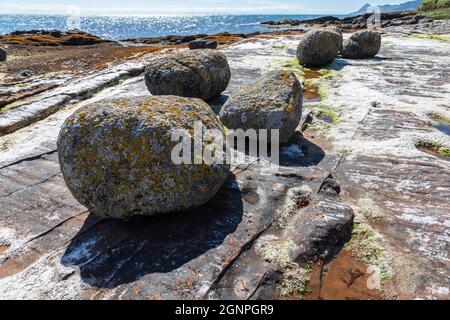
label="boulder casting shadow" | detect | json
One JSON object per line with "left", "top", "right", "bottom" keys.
{"left": 61, "top": 174, "right": 243, "bottom": 289}
{"left": 279, "top": 133, "right": 326, "bottom": 167}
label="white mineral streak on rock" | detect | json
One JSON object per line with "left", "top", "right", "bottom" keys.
{"left": 223, "top": 38, "right": 300, "bottom": 81}
{"left": 319, "top": 31, "right": 450, "bottom": 299}
{"left": 325, "top": 35, "right": 450, "bottom": 157}
{"left": 426, "top": 286, "right": 450, "bottom": 300}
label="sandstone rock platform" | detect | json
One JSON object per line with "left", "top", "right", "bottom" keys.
{"left": 0, "top": 26, "right": 449, "bottom": 299}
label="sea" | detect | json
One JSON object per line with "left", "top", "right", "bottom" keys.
{"left": 0, "top": 14, "right": 332, "bottom": 40}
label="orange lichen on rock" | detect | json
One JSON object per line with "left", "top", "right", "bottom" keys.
{"left": 0, "top": 30, "right": 107, "bottom": 46}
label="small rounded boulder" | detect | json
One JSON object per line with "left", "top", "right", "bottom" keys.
{"left": 219, "top": 70, "right": 303, "bottom": 144}
{"left": 57, "top": 96, "right": 230, "bottom": 219}
{"left": 341, "top": 30, "right": 381, "bottom": 59}
{"left": 188, "top": 40, "right": 218, "bottom": 50}
{"left": 144, "top": 49, "right": 231, "bottom": 101}
{"left": 296, "top": 29, "right": 341, "bottom": 67}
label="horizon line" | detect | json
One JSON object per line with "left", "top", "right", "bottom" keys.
{"left": 0, "top": 12, "right": 347, "bottom": 16}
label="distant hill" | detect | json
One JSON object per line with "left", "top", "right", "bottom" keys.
{"left": 346, "top": 0, "right": 422, "bottom": 17}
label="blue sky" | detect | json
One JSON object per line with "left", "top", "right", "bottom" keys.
{"left": 0, "top": 0, "right": 413, "bottom": 15}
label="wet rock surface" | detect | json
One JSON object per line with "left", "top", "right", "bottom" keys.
{"left": 0, "top": 25, "right": 449, "bottom": 299}
{"left": 57, "top": 96, "right": 230, "bottom": 219}
{"left": 219, "top": 70, "right": 302, "bottom": 144}
{"left": 144, "top": 49, "right": 231, "bottom": 100}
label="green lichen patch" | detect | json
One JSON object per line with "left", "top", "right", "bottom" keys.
{"left": 305, "top": 103, "right": 341, "bottom": 134}
{"left": 318, "top": 68, "right": 339, "bottom": 79}
{"left": 416, "top": 139, "right": 450, "bottom": 159}
{"left": 280, "top": 59, "right": 339, "bottom": 102}
{"left": 406, "top": 34, "right": 450, "bottom": 43}
{"left": 303, "top": 78, "right": 333, "bottom": 100}
{"left": 277, "top": 262, "right": 313, "bottom": 298}
{"left": 346, "top": 210, "right": 394, "bottom": 282}
{"left": 272, "top": 44, "right": 289, "bottom": 51}
{"left": 356, "top": 198, "right": 386, "bottom": 222}
{"left": 315, "top": 108, "right": 340, "bottom": 124}
{"left": 428, "top": 112, "right": 450, "bottom": 124}
{"left": 255, "top": 235, "right": 297, "bottom": 265}
{"left": 281, "top": 58, "right": 302, "bottom": 70}
{"left": 281, "top": 59, "right": 338, "bottom": 79}
{"left": 255, "top": 234, "right": 313, "bottom": 299}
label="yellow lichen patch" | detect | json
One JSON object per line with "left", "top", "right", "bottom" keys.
{"left": 284, "top": 103, "right": 297, "bottom": 113}
{"left": 279, "top": 70, "right": 294, "bottom": 85}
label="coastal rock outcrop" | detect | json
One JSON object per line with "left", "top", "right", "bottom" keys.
{"left": 219, "top": 70, "right": 302, "bottom": 144}
{"left": 341, "top": 30, "right": 381, "bottom": 59}
{"left": 144, "top": 49, "right": 231, "bottom": 100}
{"left": 261, "top": 11, "right": 432, "bottom": 31}
{"left": 0, "top": 30, "right": 108, "bottom": 46}
{"left": 188, "top": 39, "right": 218, "bottom": 50}
{"left": 0, "top": 48, "right": 6, "bottom": 61}
{"left": 57, "top": 95, "right": 230, "bottom": 219}
{"left": 296, "top": 29, "right": 340, "bottom": 67}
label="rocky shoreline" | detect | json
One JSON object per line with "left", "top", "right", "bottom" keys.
{"left": 0, "top": 21, "right": 449, "bottom": 300}
{"left": 261, "top": 10, "right": 442, "bottom": 31}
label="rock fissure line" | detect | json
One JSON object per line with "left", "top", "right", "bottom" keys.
{"left": 0, "top": 172, "right": 61, "bottom": 199}
{"left": 0, "top": 149, "right": 57, "bottom": 170}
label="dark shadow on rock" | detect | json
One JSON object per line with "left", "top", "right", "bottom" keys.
{"left": 279, "top": 132, "right": 325, "bottom": 167}
{"left": 328, "top": 58, "right": 351, "bottom": 71}
{"left": 61, "top": 174, "right": 243, "bottom": 289}
{"left": 207, "top": 94, "right": 229, "bottom": 114}
{"left": 369, "top": 56, "right": 392, "bottom": 62}
{"left": 221, "top": 130, "right": 325, "bottom": 168}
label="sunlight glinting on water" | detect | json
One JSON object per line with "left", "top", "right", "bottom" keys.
{"left": 0, "top": 14, "right": 323, "bottom": 39}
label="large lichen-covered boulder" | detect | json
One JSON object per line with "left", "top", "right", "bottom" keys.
{"left": 341, "top": 30, "right": 381, "bottom": 59}
{"left": 144, "top": 49, "right": 231, "bottom": 101}
{"left": 0, "top": 48, "right": 6, "bottom": 62}
{"left": 57, "top": 96, "right": 230, "bottom": 219}
{"left": 219, "top": 70, "right": 302, "bottom": 144}
{"left": 296, "top": 29, "right": 340, "bottom": 67}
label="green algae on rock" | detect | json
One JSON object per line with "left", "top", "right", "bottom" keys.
{"left": 144, "top": 49, "right": 231, "bottom": 101}
{"left": 57, "top": 95, "right": 230, "bottom": 219}
{"left": 406, "top": 33, "right": 450, "bottom": 43}
{"left": 218, "top": 70, "right": 302, "bottom": 144}
{"left": 416, "top": 139, "right": 450, "bottom": 160}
